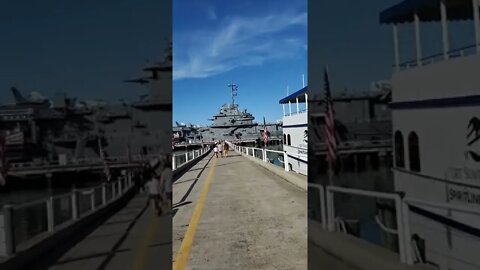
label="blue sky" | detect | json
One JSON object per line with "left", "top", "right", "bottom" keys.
{"left": 309, "top": 0, "right": 475, "bottom": 100}
{"left": 0, "top": 0, "right": 171, "bottom": 104}
{"left": 173, "top": 0, "right": 307, "bottom": 126}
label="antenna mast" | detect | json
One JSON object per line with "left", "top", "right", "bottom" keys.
{"left": 227, "top": 84, "right": 238, "bottom": 107}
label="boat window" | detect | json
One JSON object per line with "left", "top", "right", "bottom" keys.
{"left": 394, "top": 131, "right": 404, "bottom": 168}
{"left": 287, "top": 134, "right": 291, "bottom": 146}
{"left": 408, "top": 132, "right": 420, "bottom": 172}
{"left": 283, "top": 134, "right": 286, "bottom": 144}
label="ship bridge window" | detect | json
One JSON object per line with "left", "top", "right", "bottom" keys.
{"left": 287, "top": 134, "right": 291, "bottom": 146}
{"left": 394, "top": 130, "right": 405, "bottom": 168}
{"left": 408, "top": 132, "right": 420, "bottom": 172}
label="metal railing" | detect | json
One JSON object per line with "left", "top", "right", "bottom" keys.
{"left": 229, "top": 142, "right": 290, "bottom": 172}
{"left": 309, "top": 182, "right": 480, "bottom": 266}
{"left": 172, "top": 147, "right": 210, "bottom": 170}
{"left": 397, "top": 44, "right": 479, "bottom": 71}
{"left": 0, "top": 175, "right": 134, "bottom": 257}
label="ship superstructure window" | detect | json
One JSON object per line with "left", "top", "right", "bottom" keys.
{"left": 394, "top": 130, "right": 404, "bottom": 168}
{"left": 287, "top": 134, "right": 291, "bottom": 146}
{"left": 283, "top": 134, "right": 286, "bottom": 145}
{"left": 408, "top": 132, "right": 420, "bottom": 172}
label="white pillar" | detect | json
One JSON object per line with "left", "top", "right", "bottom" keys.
{"left": 474, "top": 0, "right": 480, "bottom": 53}
{"left": 296, "top": 97, "right": 299, "bottom": 113}
{"left": 305, "top": 93, "right": 308, "bottom": 110}
{"left": 393, "top": 24, "right": 400, "bottom": 70}
{"left": 414, "top": 12, "right": 422, "bottom": 66}
{"left": 441, "top": 0, "right": 449, "bottom": 59}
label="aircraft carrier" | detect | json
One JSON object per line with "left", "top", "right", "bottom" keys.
{"left": 0, "top": 41, "right": 172, "bottom": 189}
{"left": 173, "top": 85, "right": 283, "bottom": 149}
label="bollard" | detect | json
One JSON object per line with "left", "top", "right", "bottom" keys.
{"left": 47, "top": 197, "right": 55, "bottom": 232}
{"left": 2, "top": 205, "right": 15, "bottom": 256}
{"left": 72, "top": 190, "right": 79, "bottom": 220}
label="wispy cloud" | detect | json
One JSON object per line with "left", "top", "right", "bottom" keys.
{"left": 174, "top": 11, "right": 307, "bottom": 80}
{"left": 207, "top": 6, "right": 217, "bottom": 21}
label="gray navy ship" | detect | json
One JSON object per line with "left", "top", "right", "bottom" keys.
{"left": 0, "top": 40, "right": 172, "bottom": 187}
{"left": 174, "top": 85, "right": 282, "bottom": 148}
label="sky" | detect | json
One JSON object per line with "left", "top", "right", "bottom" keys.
{"left": 173, "top": 0, "right": 307, "bottom": 126}
{"left": 309, "top": 0, "right": 475, "bottom": 100}
{"left": 0, "top": 0, "right": 171, "bottom": 104}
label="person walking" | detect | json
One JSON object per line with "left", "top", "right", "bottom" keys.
{"left": 160, "top": 158, "right": 172, "bottom": 213}
{"left": 223, "top": 141, "right": 229, "bottom": 157}
{"left": 145, "top": 171, "right": 162, "bottom": 215}
{"left": 218, "top": 141, "right": 224, "bottom": 158}
{"left": 213, "top": 144, "right": 219, "bottom": 158}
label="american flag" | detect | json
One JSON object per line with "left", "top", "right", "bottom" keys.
{"left": 97, "top": 138, "right": 111, "bottom": 181}
{"left": 263, "top": 117, "right": 268, "bottom": 145}
{"left": 323, "top": 66, "right": 337, "bottom": 171}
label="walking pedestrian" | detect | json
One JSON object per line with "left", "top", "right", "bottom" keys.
{"left": 218, "top": 142, "right": 224, "bottom": 158}
{"left": 223, "top": 141, "right": 229, "bottom": 157}
{"left": 145, "top": 171, "right": 162, "bottom": 215}
{"left": 213, "top": 144, "right": 219, "bottom": 158}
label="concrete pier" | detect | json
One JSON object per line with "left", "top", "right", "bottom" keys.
{"left": 173, "top": 152, "right": 307, "bottom": 269}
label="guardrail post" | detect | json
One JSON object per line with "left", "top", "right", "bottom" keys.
{"left": 90, "top": 190, "right": 96, "bottom": 211}
{"left": 2, "top": 205, "right": 15, "bottom": 256}
{"left": 72, "top": 189, "right": 79, "bottom": 220}
{"left": 283, "top": 152, "right": 290, "bottom": 172}
{"left": 172, "top": 155, "right": 177, "bottom": 170}
{"left": 326, "top": 188, "right": 335, "bottom": 232}
{"left": 402, "top": 201, "right": 413, "bottom": 265}
{"left": 47, "top": 197, "right": 54, "bottom": 232}
{"left": 263, "top": 149, "right": 267, "bottom": 162}
{"left": 185, "top": 152, "right": 189, "bottom": 163}
{"left": 112, "top": 183, "right": 117, "bottom": 199}
{"left": 102, "top": 183, "right": 107, "bottom": 206}
{"left": 118, "top": 180, "right": 122, "bottom": 195}
{"left": 395, "top": 196, "right": 407, "bottom": 264}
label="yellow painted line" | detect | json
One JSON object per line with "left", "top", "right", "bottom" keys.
{"left": 131, "top": 204, "right": 160, "bottom": 270}
{"left": 173, "top": 158, "right": 217, "bottom": 270}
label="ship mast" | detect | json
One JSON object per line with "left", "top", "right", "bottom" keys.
{"left": 227, "top": 84, "right": 238, "bottom": 108}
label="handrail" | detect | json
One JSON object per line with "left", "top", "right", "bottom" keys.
{"left": 1, "top": 174, "right": 134, "bottom": 256}
{"left": 397, "top": 44, "right": 479, "bottom": 70}
{"left": 228, "top": 141, "right": 291, "bottom": 172}
{"left": 172, "top": 146, "right": 210, "bottom": 170}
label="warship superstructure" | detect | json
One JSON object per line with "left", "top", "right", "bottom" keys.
{"left": 198, "top": 85, "right": 282, "bottom": 146}
{"left": 0, "top": 41, "right": 172, "bottom": 185}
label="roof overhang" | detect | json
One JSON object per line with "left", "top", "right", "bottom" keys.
{"left": 279, "top": 86, "right": 308, "bottom": 104}
{"left": 380, "top": 0, "right": 474, "bottom": 24}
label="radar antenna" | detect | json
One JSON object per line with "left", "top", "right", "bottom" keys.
{"left": 227, "top": 84, "right": 238, "bottom": 106}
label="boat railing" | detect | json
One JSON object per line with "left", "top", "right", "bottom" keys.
{"left": 229, "top": 142, "right": 291, "bottom": 172}
{"left": 308, "top": 183, "right": 480, "bottom": 266}
{"left": 396, "top": 44, "right": 479, "bottom": 71}
{"left": 172, "top": 146, "right": 210, "bottom": 170}
{"left": 284, "top": 108, "right": 307, "bottom": 117}
{"left": 0, "top": 175, "right": 134, "bottom": 257}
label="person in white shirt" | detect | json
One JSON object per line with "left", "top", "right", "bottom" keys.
{"left": 160, "top": 157, "right": 172, "bottom": 212}
{"left": 145, "top": 171, "right": 162, "bottom": 215}
{"left": 213, "top": 145, "right": 219, "bottom": 158}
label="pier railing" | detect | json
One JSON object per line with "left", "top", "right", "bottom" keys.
{"left": 172, "top": 147, "right": 210, "bottom": 171}
{"left": 309, "top": 183, "right": 480, "bottom": 266}
{"left": 0, "top": 175, "right": 134, "bottom": 257}
{"left": 229, "top": 143, "right": 290, "bottom": 172}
